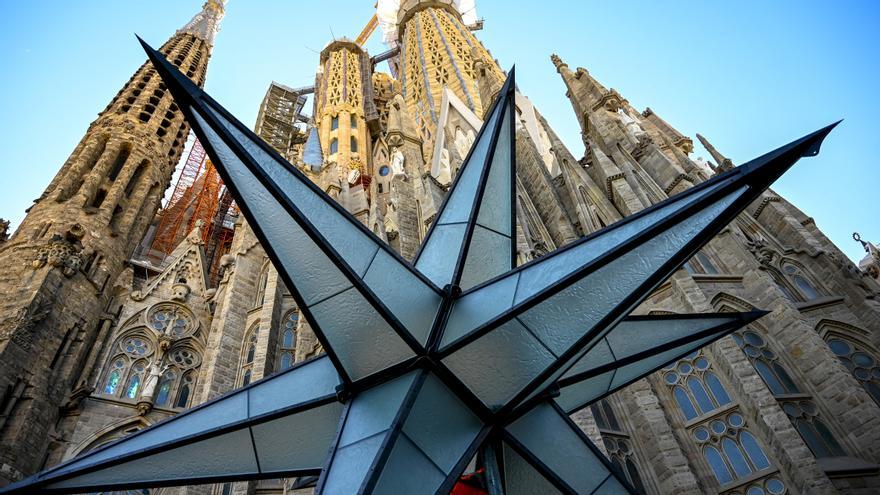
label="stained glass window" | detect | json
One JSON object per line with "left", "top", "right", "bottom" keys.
{"left": 154, "top": 370, "right": 176, "bottom": 407}
{"left": 734, "top": 329, "right": 846, "bottom": 458}
{"left": 148, "top": 304, "right": 193, "bottom": 337}
{"left": 126, "top": 367, "right": 143, "bottom": 399}
{"left": 175, "top": 373, "right": 193, "bottom": 408}
{"left": 277, "top": 310, "right": 299, "bottom": 371}
{"left": 663, "top": 351, "right": 731, "bottom": 420}
{"left": 240, "top": 327, "right": 259, "bottom": 386}
{"left": 692, "top": 413, "right": 775, "bottom": 486}
{"left": 781, "top": 262, "right": 821, "bottom": 301}
{"left": 826, "top": 337, "right": 880, "bottom": 406}
{"left": 104, "top": 359, "right": 126, "bottom": 395}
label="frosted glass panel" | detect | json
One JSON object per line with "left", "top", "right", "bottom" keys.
{"left": 459, "top": 225, "right": 511, "bottom": 291}
{"left": 502, "top": 442, "right": 563, "bottom": 495}
{"left": 50, "top": 429, "right": 258, "bottom": 489}
{"left": 562, "top": 339, "right": 614, "bottom": 380}
{"left": 609, "top": 333, "right": 721, "bottom": 390}
{"left": 363, "top": 250, "right": 441, "bottom": 346}
{"left": 252, "top": 402, "right": 344, "bottom": 473}
{"left": 309, "top": 288, "right": 415, "bottom": 381}
{"left": 555, "top": 370, "right": 614, "bottom": 414}
{"left": 192, "top": 112, "right": 351, "bottom": 305}
{"left": 443, "top": 319, "right": 555, "bottom": 410}
{"left": 606, "top": 316, "right": 731, "bottom": 359}
{"left": 338, "top": 372, "right": 418, "bottom": 447}
{"left": 442, "top": 272, "right": 518, "bottom": 348}
{"left": 518, "top": 188, "right": 747, "bottom": 358}
{"left": 508, "top": 403, "right": 609, "bottom": 494}
{"left": 402, "top": 373, "right": 482, "bottom": 472}
{"left": 320, "top": 432, "right": 386, "bottom": 495}
{"left": 415, "top": 223, "right": 467, "bottom": 288}
{"left": 475, "top": 104, "right": 512, "bottom": 235}
{"left": 592, "top": 475, "right": 630, "bottom": 495}
{"left": 50, "top": 390, "right": 249, "bottom": 476}
{"left": 512, "top": 178, "right": 729, "bottom": 306}
{"left": 372, "top": 434, "right": 446, "bottom": 494}
{"left": 206, "top": 106, "right": 378, "bottom": 278}
{"left": 248, "top": 356, "right": 340, "bottom": 417}
{"left": 561, "top": 316, "right": 734, "bottom": 382}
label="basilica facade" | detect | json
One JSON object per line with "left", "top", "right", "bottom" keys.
{"left": 1, "top": 1, "right": 879, "bottom": 494}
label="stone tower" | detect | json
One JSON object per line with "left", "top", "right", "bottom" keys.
{"left": 0, "top": 0, "right": 225, "bottom": 485}
{"left": 395, "top": 0, "right": 504, "bottom": 160}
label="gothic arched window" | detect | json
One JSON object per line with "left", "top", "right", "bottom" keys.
{"left": 350, "top": 114, "right": 357, "bottom": 128}
{"left": 693, "top": 413, "right": 776, "bottom": 486}
{"left": 254, "top": 265, "right": 269, "bottom": 308}
{"left": 663, "top": 352, "right": 731, "bottom": 420}
{"left": 148, "top": 304, "right": 194, "bottom": 338}
{"left": 590, "top": 398, "right": 647, "bottom": 493}
{"left": 240, "top": 326, "right": 259, "bottom": 386}
{"left": 330, "top": 138, "right": 339, "bottom": 155}
{"left": 331, "top": 116, "right": 339, "bottom": 130}
{"left": 176, "top": 372, "right": 194, "bottom": 408}
{"left": 781, "top": 261, "right": 822, "bottom": 301}
{"left": 154, "top": 370, "right": 177, "bottom": 407}
{"left": 827, "top": 337, "right": 880, "bottom": 406}
{"left": 103, "top": 358, "right": 127, "bottom": 395}
{"left": 125, "top": 361, "right": 147, "bottom": 399}
{"left": 278, "top": 310, "right": 299, "bottom": 371}
{"left": 734, "top": 329, "right": 845, "bottom": 458}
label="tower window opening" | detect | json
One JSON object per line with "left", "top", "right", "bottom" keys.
{"left": 107, "top": 147, "right": 130, "bottom": 182}
{"left": 351, "top": 114, "right": 357, "bottom": 128}
{"left": 156, "top": 128, "right": 167, "bottom": 138}
{"left": 350, "top": 137, "right": 358, "bottom": 153}
{"left": 125, "top": 161, "right": 147, "bottom": 197}
{"left": 91, "top": 189, "right": 108, "bottom": 208}
{"left": 330, "top": 138, "right": 339, "bottom": 154}
{"left": 138, "top": 112, "right": 151, "bottom": 123}
{"left": 331, "top": 116, "right": 339, "bottom": 130}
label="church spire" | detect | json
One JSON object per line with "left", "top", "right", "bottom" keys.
{"left": 178, "top": 0, "right": 227, "bottom": 46}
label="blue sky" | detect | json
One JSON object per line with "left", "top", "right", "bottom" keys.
{"left": 0, "top": 1, "right": 877, "bottom": 262}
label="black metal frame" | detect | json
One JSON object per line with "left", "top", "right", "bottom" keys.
{"left": 0, "top": 35, "right": 838, "bottom": 495}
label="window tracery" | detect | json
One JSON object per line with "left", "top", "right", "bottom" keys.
{"left": 663, "top": 351, "right": 780, "bottom": 491}
{"left": 148, "top": 304, "right": 194, "bottom": 338}
{"left": 278, "top": 310, "right": 299, "bottom": 371}
{"left": 239, "top": 326, "right": 259, "bottom": 386}
{"left": 590, "top": 398, "right": 647, "bottom": 493}
{"left": 733, "top": 329, "right": 845, "bottom": 458}
{"left": 826, "top": 337, "right": 880, "bottom": 405}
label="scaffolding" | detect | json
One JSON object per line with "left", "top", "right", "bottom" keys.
{"left": 254, "top": 83, "right": 309, "bottom": 165}
{"left": 148, "top": 138, "right": 238, "bottom": 284}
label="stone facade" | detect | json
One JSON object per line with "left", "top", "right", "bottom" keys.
{"left": 2, "top": 1, "right": 879, "bottom": 495}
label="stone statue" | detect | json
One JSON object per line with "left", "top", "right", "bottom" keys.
{"left": 390, "top": 147, "right": 406, "bottom": 176}
{"left": 140, "top": 361, "right": 172, "bottom": 402}
{"left": 0, "top": 218, "right": 9, "bottom": 243}
{"left": 436, "top": 148, "right": 452, "bottom": 185}
{"left": 854, "top": 233, "right": 880, "bottom": 279}
{"left": 617, "top": 108, "right": 646, "bottom": 139}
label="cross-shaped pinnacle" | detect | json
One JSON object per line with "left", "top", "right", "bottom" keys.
{"left": 0, "top": 37, "right": 837, "bottom": 495}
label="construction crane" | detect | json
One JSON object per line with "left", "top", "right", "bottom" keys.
{"left": 355, "top": 7, "right": 379, "bottom": 46}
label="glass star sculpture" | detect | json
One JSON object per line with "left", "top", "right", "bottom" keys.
{"left": 1, "top": 38, "right": 838, "bottom": 495}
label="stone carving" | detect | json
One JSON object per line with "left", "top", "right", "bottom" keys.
{"left": 0, "top": 218, "right": 10, "bottom": 243}
{"left": 436, "top": 148, "right": 452, "bottom": 185}
{"left": 32, "top": 224, "right": 86, "bottom": 278}
{"left": 390, "top": 147, "right": 406, "bottom": 176}
{"left": 616, "top": 108, "right": 647, "bottom": 139}
{"left": 745, "top": 236, "right": 776, "bottom": 267}
{"left": 854, "top": 232, "right": 880, "bottom": 279}
{"left": 171, "top": 283, "right": 191, "bottom": 302}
